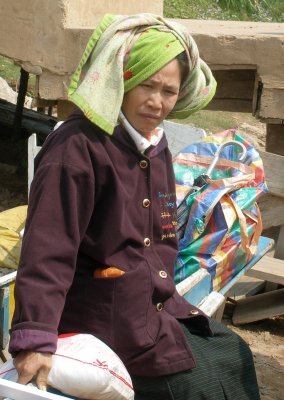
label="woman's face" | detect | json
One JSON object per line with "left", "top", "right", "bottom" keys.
{"left": 122, "top": 58, "right": 181, "bottom": 137}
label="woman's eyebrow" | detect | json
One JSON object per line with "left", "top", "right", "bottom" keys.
{"left": 164, "top": 83, "right": 180, "bottom": 92}
{"left": 145, "top": 78, "right": 180, "bottom": 92}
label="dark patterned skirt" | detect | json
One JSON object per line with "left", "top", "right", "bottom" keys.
{"left": 132, "top": 318, "right": 260, "bottom": 400}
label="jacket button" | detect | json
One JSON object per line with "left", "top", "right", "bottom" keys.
{"left": 144, "top": 238, "right": 151, "bottom": 247}
{"left": 142, "top": 199, "right": 150, "bottom": 208}
{"left": 139, "top": 160, "right": 148, "bottom": 169}
{"left": 190, "top": 310, "right": 199, "bottom": 315}
{"left": 159, "top": 270, "right": 167, "bottom": 279}
{"left": 156, "top": 303, "right": 164, "bottom": 311}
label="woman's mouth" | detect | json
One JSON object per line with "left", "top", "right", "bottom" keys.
{"left": 141, "top": 113, "right": 160, "bottom": 121}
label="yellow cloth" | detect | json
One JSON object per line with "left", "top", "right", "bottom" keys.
{"left": 0, "top": 205, "right": 27, "bottom": 269}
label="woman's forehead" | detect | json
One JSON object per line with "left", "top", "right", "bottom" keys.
{"left": 143, "top": 59, "right": 181, "bottom": 86}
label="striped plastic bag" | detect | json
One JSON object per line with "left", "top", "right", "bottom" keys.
{"left": 173, "top": 129, "right": 268, "bottom": 292}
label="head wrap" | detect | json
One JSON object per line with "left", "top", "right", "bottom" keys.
{"left": 68, "top": 13, "right": 216, "bottom": 135}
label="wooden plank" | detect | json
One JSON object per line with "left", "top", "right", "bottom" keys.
{"left": 259, "top": 194, "right": 284, "bottom": 230}
{"left": 232, "top": 288, "right": 284, "bottom": 325}
{"left": 198, "top": 291, "right": 226, "bottom": 320}
{"left": 226, "top": 275, "right": 265, "bottom": 301}
{"left": 0, "top": 379, "right": 69, "bottom": 400}
{"left": 28, "top": 133, "right": 42, "bottom": 194}
{"left": 210, "top": 300, "right": 226, "bottom": 322}
{"left": 176, "top": 269, "right": 211, "bottom": 306}
{"left": 0, "top": 270, "right": 17, "bottom": 286}
{"left": 259, "top": 150, "right": 284, "bottom": 198}
{"left": 274, "top": 224, "right": 284, "bottom": 260}
{"left": 246, "top": 255, "right": 284, "bottom": 285}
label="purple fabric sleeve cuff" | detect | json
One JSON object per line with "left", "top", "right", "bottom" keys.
{"left": 9, "top": 329, "right": 57, "bottom": 357}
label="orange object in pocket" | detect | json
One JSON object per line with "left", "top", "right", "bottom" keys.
{"left": 93, "top": 266, "right": 125, "bottom": 278}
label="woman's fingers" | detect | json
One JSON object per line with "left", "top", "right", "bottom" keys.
{"left": 14, "top": 351, "right": 37, "bottom": 385}
{"left": 17, "top": 370, "right": 34, "bottom": 385}
{"left": 14, "top": 351, "right": 52, "bottom": 390}
{"left": 36, "top": 362, "right": 51, "bottom": 391}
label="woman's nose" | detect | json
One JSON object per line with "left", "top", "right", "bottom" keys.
{"left": 147, "top": 92, "right": 162, "bottom": 109}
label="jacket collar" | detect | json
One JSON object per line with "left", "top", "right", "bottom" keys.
{"left": 113, "top": 124, "right": 169, "bottom": 158}
{"left": 67, "top": 108, "right": 169, "bottom": 158}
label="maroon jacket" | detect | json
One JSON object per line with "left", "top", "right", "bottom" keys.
{"left": 10, "top": 109, "right": 211, "bottom": 376}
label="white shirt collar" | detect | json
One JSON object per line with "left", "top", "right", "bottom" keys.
{"left": 118, "top": 111, "right": 164, "bottom": 153}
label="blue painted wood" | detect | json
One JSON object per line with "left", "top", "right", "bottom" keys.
{"left": 182, "top": 273, "right": 211, "bottom": 306}
{"left": 0, "top": 286, "right": 10, "bottom": 349}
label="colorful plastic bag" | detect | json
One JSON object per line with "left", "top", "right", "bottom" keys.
{"left": 173, "top": 129, "right": 268, "bottom": 292}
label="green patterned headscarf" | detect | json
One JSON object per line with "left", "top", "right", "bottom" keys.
{"left": 68, "top": 13, "right": 216, "bottom": 135}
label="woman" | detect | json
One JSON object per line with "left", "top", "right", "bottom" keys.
{"left": 10, "top": 13, "right": 260, "bottom": 399}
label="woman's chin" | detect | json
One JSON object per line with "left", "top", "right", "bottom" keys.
{"left": 137, "top": 123, "right": 160, "bottom": 136}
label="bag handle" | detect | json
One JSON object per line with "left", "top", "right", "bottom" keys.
{"left": 175, "top": 153, "right": 256, "bottom": 188}
{"left": 206, "top": 140, "right": 247, "bottom": 177}
{"left": 222, "top": 195, "right": 263, "bottom": 258}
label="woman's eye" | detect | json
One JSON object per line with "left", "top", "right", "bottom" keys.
{"left": 141, "top": 83, "right": 152, "bottom": 88}
{"left": 165, "top": 90, "right": 178, "bottom": 96}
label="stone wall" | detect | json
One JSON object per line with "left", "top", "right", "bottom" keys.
{"left": 0, "top": 0, "right": 163, "bottom": 78}
{"left": 63, "top": 0, "right": 163, "bottom": 28}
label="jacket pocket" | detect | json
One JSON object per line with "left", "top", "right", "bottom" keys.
{"left": 60, "top": 275, "right": 116, "bottom": 345}
{"left": 112, "top": 260, "right": 156, "bottom": 350}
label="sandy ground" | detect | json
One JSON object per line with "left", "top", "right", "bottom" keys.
{"left": 0, "top": 115, "right": 283, "bottom": 400}
{"left": 232, "top": 323, "right": 283, "bottom": 400}
{"left": 223, "top": 312, "right": 284, "bottom": 400}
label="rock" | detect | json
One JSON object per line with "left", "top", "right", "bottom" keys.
{"left": 0, "top": 76, "right": 17, "bottom": 104}
{"left": 0, "top": 76, "right": 32, "bottom": 108}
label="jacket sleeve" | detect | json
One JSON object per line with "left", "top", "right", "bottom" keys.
{"left": 9, "top": 160, "right": 95, "bottom": 356}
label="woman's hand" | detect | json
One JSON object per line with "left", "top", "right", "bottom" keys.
{"left": 13, "top": 351, "right": 52, "bottom": 391}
